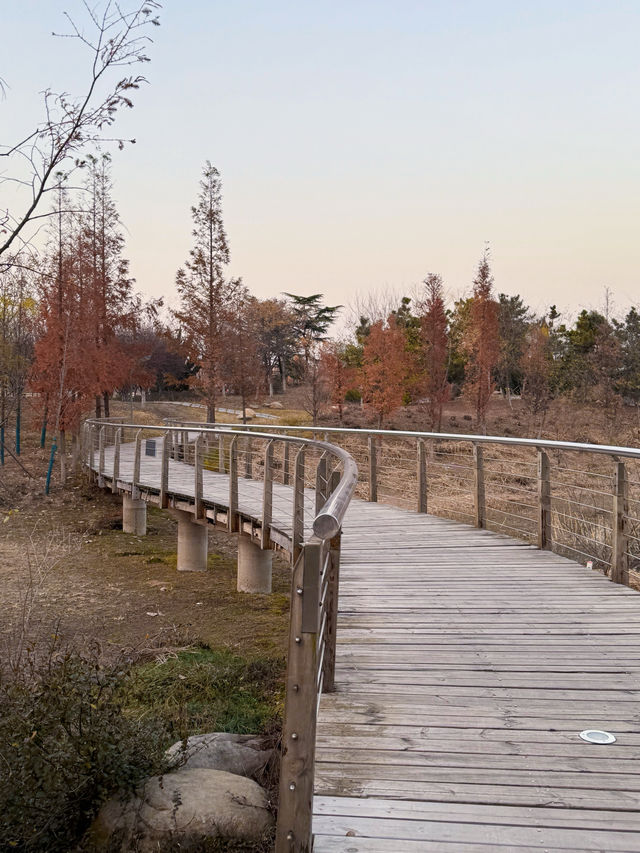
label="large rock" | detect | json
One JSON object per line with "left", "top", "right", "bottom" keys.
{"left": 91, "top": 768, "right": 273, "bottom": 851}
{"left": 268, "top": 401, "right": 284, "bottom": 409}
{"left": 238, "top": 407, "right": 256, "bottom": 420}
{"left": 166, "top": 732, "right": 273, "bottom": 777}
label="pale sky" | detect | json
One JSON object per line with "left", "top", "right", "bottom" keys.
{"left": 2, "top": 1, "right": 639, "bottom": 321}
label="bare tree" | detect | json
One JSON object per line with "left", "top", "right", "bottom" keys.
{"left": 0, "top": 1, "right": 160, "bottom": 267}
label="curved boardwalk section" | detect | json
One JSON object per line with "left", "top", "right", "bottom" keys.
{"left": 88, "top": 426, "right": 640, "bottom": 851}
{"left": 313, "top": 504, "right": 640, "bottom": 852}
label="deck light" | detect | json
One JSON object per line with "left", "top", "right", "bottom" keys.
{"left": 579, "top": 730, "right": 616, "bottom": 744}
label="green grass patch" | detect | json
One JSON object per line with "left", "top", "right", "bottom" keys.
{"left": 125, "top": 646, "right": 284, "bottom": 742}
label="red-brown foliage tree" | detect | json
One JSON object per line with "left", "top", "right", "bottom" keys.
{"left": 361, "top": 317, "right": 408, "bottom": 427}
{"left": 418, "top": 273, "right": 449, "bottom": 431}
{"left": 320, "top": 341, "right": 357, "bottom": 423}
{"left": 463, "top": 252, "right": 500, "bottom": 432}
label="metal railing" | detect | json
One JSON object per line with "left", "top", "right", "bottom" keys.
{"left": 167, "top": 420, "right": 640, "bottom": 586}
{"left": 82, "top": 419, "right": 358, "bottom": 852}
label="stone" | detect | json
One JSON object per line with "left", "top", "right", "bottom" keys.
{"left": 268, "top": 401, "right": 284, "bottom": 409}
{"left": 166, "top": 732, "right": 273, "bottom": 777}
{"left": 90, "top": 768, "right": 273, "bottom": 851}
{"left": 240, "top": 407, "right": 256, "bottom": 420}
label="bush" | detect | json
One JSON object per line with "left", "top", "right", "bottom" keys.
{"left": 0, "top": 644, "right": 168, "bottom": 852}
{"left": 344, "top": 389, "right": 361, "bottom": 403}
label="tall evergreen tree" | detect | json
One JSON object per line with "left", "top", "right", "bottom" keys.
{"left": 175, "top": 162, "right": 237, "bottom": 421}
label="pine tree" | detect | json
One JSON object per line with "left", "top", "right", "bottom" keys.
{"left": 463, "top": 251, "right": 500, "bottom": 432}
{"left": 175, "top": 162, "right": 237, "bottom": 422}
{"left": 418, "top": 274, "right": 449, "bottom": 431}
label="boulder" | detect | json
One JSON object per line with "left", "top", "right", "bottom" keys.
{"left": 91, "top": 768, "right": 273, "bottom": 851}
{"left": 165, "top": 732, "right": 273, "bottom": 777}
{"left": 239, "top": 407, "right": 256, "bottom": 420}
{"left": 268, "top": 401, "right": 284, "bottom": 409}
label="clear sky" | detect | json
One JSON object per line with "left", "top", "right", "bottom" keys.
{"left": 2, "top": 1, "right": 639, "bottom": 320}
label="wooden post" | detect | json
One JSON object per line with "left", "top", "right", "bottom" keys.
{"left": 111, "top": 428, "right": 121, "bottom": 494}
{"left": 132, "top": 429, "right": 142, "bottom": 499}
{"left": 160, "top": 432, "right": 169, "bottom": 509}
{"left": 194, "top": 435, "right": 204, "bottom": 520}
{"left": 293, "top": 446, "right": 305, "bottom": 562}
{"left": 89, "top": 425, "right": 96, "bottom": 474}
{"left": 368, "top": 435, "right": 377, "bottom": 502}
{"left": 537, "top": 448, "right": 551, "bottom": 550}
{"left": 611, "top": 459, "right": 628, "bottom": 584}
{"left": 283, "top": 442, "right": 291, "bottom": 486}
{"left": 228, "top": 436, "right": 238, "bottom": 532}
{"left": 261, "top": 440, "right": 274, "bottom": 549}
{"left": 98, "top": 426, "right": 105, "bottom": 488}
{"left": 182, "top": 429, "right": 189, "bottom": 462}
{"left": 219, "top": 434, "right": 226, "bottom": 473}
{"left": 473, "top": 443, "right": 485, "bottom": 529}
{"left": 417, "top": 438, "right": 427, "bottom": 514}
{"left": 322, "top": 530, "right": 341, "bottom": 694}
{"left": 275, "top": 542, "right": 320, "bottom": 853}
{"left": 315, "top": 453, "right": 328, "bottom": 515}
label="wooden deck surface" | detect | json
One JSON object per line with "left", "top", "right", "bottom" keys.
{"left": 98, "top": 443, "right": 640, "bottom": 851}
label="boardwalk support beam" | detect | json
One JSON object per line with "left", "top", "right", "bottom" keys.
{"left": 170, "top": 508, "right": 208, "bottom": 572}
{"left": 537, "top": 448, "right": 551, "bottom": 550}
{"left": 611, "top": 458, "right": 628, "bottom": 584}
{"left": 237, "top": 534, "right": 272, "bottom": 593}
{"left": 123, "top": 493, "right": 147, "bottom": 535}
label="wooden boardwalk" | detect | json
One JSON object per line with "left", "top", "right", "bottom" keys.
{"left": 97, "top": 438, "right": 640, "bottom": 851}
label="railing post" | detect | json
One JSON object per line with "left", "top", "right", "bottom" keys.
{"left": 322, "top": 489, "right": 341, "bottom": 694}
{"left": 228, "top": 435, "right": 238, "bottom": 532}
{"left": 315, "top": 453, "right": 328, "bottom": 515}
{"left": 473, "top": 443, "right": 485, "bottom": 529}
{"left": 98, "top": 426, "right": 106, "bottom": 488}
{"left": 276, "top": 542, "right": 320, "bottom": 853}
{"left": 537, "top": 448, "right": 551, "bottom": 550}
{"left": 244, "top": 436, "right": 253, "bottom": 479}
{"left": 89, "top": 425, "right": 96, "bottom": 475}
{"left": 283, "top": 442, "right": 291, "bottom": 486}
{"left": 611, "top": 459, "right": 628, "bottom": 584}
{"left": 218, "top": 434, "right": 226, "bottom": 473}
{"left": 194, "top": 435, "right": 204, "bottom": 520}
{"left": 417, "top": 438, "right": 427, "bottom": 513}
{"left": 368, "top": 435, "right": 377, "bottom": 502}
{"left": 160, "top": 431, "right": 169, "bottom": 509}
{"left": 293, "top": 446, "right": 305, "bottom": 562}
{"left": 261, "top": 440, "right": 274, "bottom": 549}
{"left": 132, "top": 429, "right": 142, "bottom": 499}
{"left": 111, "top": 428, "right": 121, "bottom": 494}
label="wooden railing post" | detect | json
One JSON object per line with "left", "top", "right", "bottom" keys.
{"left": 194, "top": 435, "right": 204, "bottom": 520}
{"left": 473, "top": 443, "right": 485, "bottom": 529}
{"left": 537, "top": 448, "right": 551, "bottom": 550}
{"left": 368, "top": 435, "right": 377, "bottom": 502}
{"left": 98, "top": 426, "right": 106, "bottom": 488}
{"left": 111, "top": 428, "right": 121, "bottom": 494}
{"left": 611, "top": 459, "right": 628, "bottom": 584}
{"left": 160, "top": 432, "right": 169, "bottom": 509}
{"left": 322, "top": 493, "right": 341, "bottom": 694}
{"left": 283, "top": 442, "right": 291, "bottom": 486}
{"left": 218, "top": 434, "right": 226, "bottom": 473}
{"left": 228, "top": 436, "right": 238, "bottom": 532}
{"left": 132, "top": 429, "right": 142, "bottom": 499}
{"left": 417, "top": 438, "right": 427, "bottom": 514}
{"left": 293, "top": 446, "right": 305, "bottom": 562}
{"left": 261, "top": 440, "right": 274, "bottom": 549}
{"left": 276, "top": 542, "right": 320, "bottom": 853}
{"left": 315, "top": 453, "right": 328, "bottom": 515}
{"left": 89, "top": 425, "right": 96, "bottom": 474}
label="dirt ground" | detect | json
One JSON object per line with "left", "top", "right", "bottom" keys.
{"left": 0, "top": 419, "right": 290, "bottom": 664}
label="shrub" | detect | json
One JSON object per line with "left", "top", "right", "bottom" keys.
{"left": 0, "top": 644, "right": 168, "bottom": 852}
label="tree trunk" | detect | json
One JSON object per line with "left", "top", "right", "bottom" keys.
{"left": 103, "top": 391, "right": 110, "bottom": 418}
{"left": 207, "top": 401, "right": 215, "bottom": 423}
{"left": 95, "top": 395, "right": 102, "bottom": 419}
{"left": 71, "top": 432, "right": 79, "bottom": 475}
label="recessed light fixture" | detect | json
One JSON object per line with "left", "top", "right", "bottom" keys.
{"left": 579, "top": 730, "right": 616, "bottom": 744}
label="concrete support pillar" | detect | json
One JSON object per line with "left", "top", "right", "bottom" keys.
{"left": 237, "top": 534, "right": 273, "bottom": 593}
{"left": 170, "top": 509, "right": 208, "bottom": 572}
{"left": 123, "top": 494, "right": 147, "bottom": 536}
